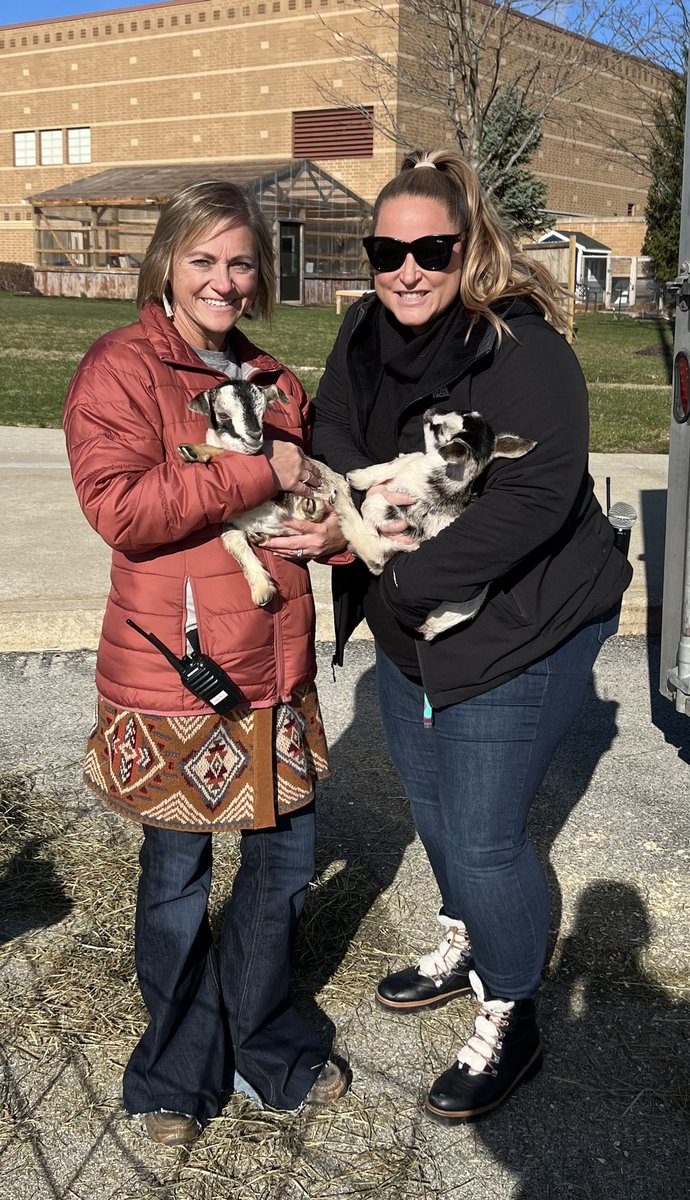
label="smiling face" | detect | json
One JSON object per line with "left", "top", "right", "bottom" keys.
{"left": 372, "top": 197, "right": 463, "bottom": 334}
{"left": 169, "top": 220, "right": 259, "bottom": 351}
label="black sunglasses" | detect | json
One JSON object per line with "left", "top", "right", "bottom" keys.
{"left": 363, "top": 233, "right": 463, "bottom": 273}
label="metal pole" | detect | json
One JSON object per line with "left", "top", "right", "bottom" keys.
{"left": 566, "top": 232, "right": 576, "bottom": 343}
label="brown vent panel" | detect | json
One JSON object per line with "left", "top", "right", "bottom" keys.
{"left": 293, "top": 108, "right": 373, "bottom": 158}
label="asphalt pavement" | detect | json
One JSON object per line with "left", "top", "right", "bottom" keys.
{"left": 0, "top": 427, "right": 688, "bottom": 1199}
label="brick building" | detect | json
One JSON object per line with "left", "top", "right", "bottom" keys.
{"left": 0, "top": 0, "right": 664, "bottom": 293}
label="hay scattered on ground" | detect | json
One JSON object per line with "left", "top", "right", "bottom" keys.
{"left": 2, "top": 771, "right": 689, "bottom": 1200}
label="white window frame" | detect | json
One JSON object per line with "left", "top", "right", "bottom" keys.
{"left": 67, "top": 126, "right": 91, "bottom": 164}
{"left": 14, "top": 130, "right": 36, "bottom": 166}
{"left": 40, "top": 128, "right": 63, "bottom": 165}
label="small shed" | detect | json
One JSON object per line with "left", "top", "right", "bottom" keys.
{"left": 28, "top": 159, "right": 372, "bottom": 305}
{"left": 537, "top": 229, "right": 611, "bottom": 302}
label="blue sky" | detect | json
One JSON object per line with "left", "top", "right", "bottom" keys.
{"left": 2, "top": 1, "right": 145, "bottom": 23}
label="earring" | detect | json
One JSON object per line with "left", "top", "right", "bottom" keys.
{"left": 162, "top": 294, "right": 174, "bottom": 319}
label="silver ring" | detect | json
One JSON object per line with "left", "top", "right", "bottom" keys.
{"left": 296, "top": 547, "right": 304, "bottom": 559}
{"left": 300, "top": 474, "right": 310, "bottom": 485}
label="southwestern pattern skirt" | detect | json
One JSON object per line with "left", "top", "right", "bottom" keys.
{"left": 83, "top": 688, "right": 330, "bottom": 833}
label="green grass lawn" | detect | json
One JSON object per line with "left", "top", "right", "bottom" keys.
{"left": 0, "top": 294, "right": 674, "bottom": 451}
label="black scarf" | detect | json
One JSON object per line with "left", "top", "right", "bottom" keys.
{"left": 363, "top": 298, "right": 472, "bottom": 462}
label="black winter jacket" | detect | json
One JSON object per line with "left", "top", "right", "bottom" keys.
{"left": 312, "top": 294, "right": 632, "bottom": 707}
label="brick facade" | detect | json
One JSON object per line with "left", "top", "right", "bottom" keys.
{"left": 0, "top": 0, "right": 663, "bottom": 267}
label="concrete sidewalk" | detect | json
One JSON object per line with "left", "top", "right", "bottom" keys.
{"left": 0, "top": 427, "right": 667, "bottom": 651}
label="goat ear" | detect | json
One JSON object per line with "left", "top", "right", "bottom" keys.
{"left": 263, "top": 384, "right": 289, "bottom": 407}
{"left": 494, "top": 435, "right": 537, "bottom": 460}
{"left": 189, "top": 391, "right": 213, "bottom": 417}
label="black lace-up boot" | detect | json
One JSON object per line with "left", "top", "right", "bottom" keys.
{"left": 376, "top": 909, "right": 473, "bottom": 1011}
{"left": 425, "top": 970, "right": 543, "bottom": 1122}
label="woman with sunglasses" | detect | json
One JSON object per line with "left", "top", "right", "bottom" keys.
{"left": 312, "top": 148, "right": 631, "bottom": 1123}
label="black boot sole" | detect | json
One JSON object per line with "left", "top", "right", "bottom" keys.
{"left": 375, "top": 983, "right": 472, "bottom": 1012}
{"left": 423, "top": 1046, "right": 543, "bottom": 1123}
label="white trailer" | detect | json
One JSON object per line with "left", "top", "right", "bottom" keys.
{"left": 659, "top": 59, "right": 690, "bottom": 712}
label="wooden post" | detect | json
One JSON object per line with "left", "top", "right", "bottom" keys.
{"left": 566, "top": 232, "right": 577, "bottom": 344}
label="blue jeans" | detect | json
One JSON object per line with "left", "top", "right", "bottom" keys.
{"left": 376, "top": 613, "right": 618, "bottom": 999}
{"left": 122, "top": 803, "right": 325, "bottom": 1123}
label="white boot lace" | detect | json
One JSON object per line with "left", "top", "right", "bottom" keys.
{"left": 417, "top": 913, "right": 472, "bottom": 985}
{"left": 456, "top": 970, "right": 514, "bottom": 1076}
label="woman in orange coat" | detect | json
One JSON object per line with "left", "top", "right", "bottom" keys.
{"left": 64, "top": 180, "right": 348, "bottom": 1144}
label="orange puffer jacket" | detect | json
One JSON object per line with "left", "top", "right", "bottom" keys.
{"left": 64, "top": 302, "right": 321, "bottom": 715}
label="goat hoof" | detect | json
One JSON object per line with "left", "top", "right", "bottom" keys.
{"left": 346, "top": 470, "right": 367, "bottom": 489}
{"left": 253, "top": 586, "right": 276, "bottom": 607}
{"left": 178, "top": 444, "right": 200, "bottom": 463}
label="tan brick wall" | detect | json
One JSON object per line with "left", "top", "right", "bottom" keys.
{"left": 0, "top": 0, "right": 666, "bottom": 267}
{"left": 552, "top": 217, "right": 648, "bottom": 256}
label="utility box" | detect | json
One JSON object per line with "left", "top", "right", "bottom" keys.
{"left": 659, "top": 60, "right": 690, "bottom": 713}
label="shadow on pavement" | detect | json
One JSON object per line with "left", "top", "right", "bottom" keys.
{"left": 295, "top": 657, "right": 417, "bottom": 1023}
{"left": 471, "top": 880, "right": 688, "bottom": 1200}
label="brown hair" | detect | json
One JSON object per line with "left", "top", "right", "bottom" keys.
{"left": 137, "top": 179, "right": 275, "bottom": 320}
{"left": 373, "top": 148, "right": 567, "bottom": 338}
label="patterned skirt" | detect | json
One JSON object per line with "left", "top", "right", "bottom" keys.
{"left": 83, "top": 688, "right": 330, "bottom": 833}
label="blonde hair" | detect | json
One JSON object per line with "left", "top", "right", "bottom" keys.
{"left": 373, "top": 148, "right": 567, "bottom": 338}
{"left": 137, "top": 179, "right": 275, "bottom": 320}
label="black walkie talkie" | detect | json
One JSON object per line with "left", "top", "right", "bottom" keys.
{"left": 126, "top": 619, "right": 245, "bottom": 714}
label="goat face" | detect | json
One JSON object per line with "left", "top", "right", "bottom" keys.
{"left": 423, "top": 408, "right": 497, "bottom": 487}
{"left": 423, "top": 407, "right": 536, "bottom": 485}
{"left": 189, "top": 381, "right": 270, "bottom": 455}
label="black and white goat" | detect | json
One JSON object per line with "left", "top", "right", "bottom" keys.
{"left": 346, "top": 408, "right": 536, "bottom": 639}
{"left": 178, "top": 381, "right": 353, "bottom": 607}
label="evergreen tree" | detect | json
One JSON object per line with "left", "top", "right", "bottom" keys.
{"left": 479, "top": 87, "right": 548, "bottom": 237}
{"left": 643, "top": 67, "right": 686, "bottom": 285}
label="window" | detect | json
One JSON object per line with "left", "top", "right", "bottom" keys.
{"left": 14, "top": 131, "right": 36, "bottom": 167}
{"left": 40, "top": 129, "right": 63, "bottom": 165}
{"left": 293, "top": 108, "right": 374, "bottom": 158}
{"left": 68, "top": 127, "right": 91, "bottom": 163}
{"left": 627, "top": 203, "right": 636, "bottom": 217}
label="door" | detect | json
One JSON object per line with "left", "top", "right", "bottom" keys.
{"left": 279, "top": 222, "right": 301, "bottom": 303}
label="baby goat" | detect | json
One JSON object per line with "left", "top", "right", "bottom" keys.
{"left": 346, "top": 408, "right": 536, "bottom": 639}
{"left": 178, "top": 381, "right": 353, "bottom": 607}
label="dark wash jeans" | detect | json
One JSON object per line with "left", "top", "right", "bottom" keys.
{"left": 376, "top": 611, "right": 618, "bottom": 1000}
{"left": 122, "top": 802, "right": 326, "bottom": 1123}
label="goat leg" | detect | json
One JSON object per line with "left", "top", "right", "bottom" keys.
{"left": 221, "top": 527, "right": 277, "bottom": 607}
{"left": 178, "top": 443, "right": 224, "bottom": 464}
{"left": 417, "top": 586, "right": 489, "bottom": 641}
